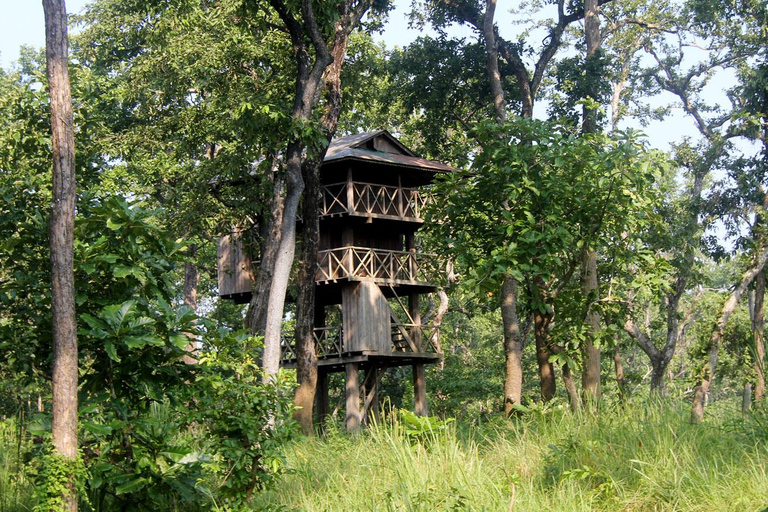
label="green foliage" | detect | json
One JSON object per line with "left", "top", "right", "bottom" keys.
{"left": 190, "top": 331, "right": 299, "bottom": 510}
{"left": 430, "top": 117, "right": 666, "bottom": 359}
{"left": 399, "top": 410, "right": 455, "bottom": 440}
{"left": 31, "top": 445, "right": 89, "bottom": 512}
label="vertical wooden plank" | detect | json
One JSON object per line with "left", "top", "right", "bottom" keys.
{"left": 217, "top": 230, "right": 253, "bottom": 297}
{"left": 217, "top": 235, "right": 231, "bottom": 295}
{"left": 413, "top": 364, "right": 428, "bottom": 417}
{"left": 345, "top": 362, "right": 361, "bottom": 432}
{"left": 343, "top": 282, "right": 391, "bottom": 353}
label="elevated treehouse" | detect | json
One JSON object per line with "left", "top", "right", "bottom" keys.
{"left": 218, "top": 131, "right": 454, "bottom": 429}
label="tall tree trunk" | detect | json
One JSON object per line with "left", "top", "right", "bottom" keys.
{"left": 753, "top": 265, "right": 766, "bottom": 402}
{"left": 183, "top": 244, "right": 199, "bottom": 365}
{"left": 580, "top": 0, "right": 602, "bottom": 407}
{"left": 292, "top": 29, "right": 351, "bottom": 434}
{"left": 691, "top": 245, "right": 768, "bottom": 422}
{"left": 246, "top": 170, "right": 286, "bottom": 337}
{"left": 293, "top": 160, "right": 319, "bottom": 433}
{"left": 501, "top": 276, "right": 524, "bottom": 414}
{"left": 581, "top": 250, "right": 601, "bottom": 405}
{"left": 262, "top": 147, "right": 304, "bottom": 380}
{"left": 44, "top": 0, "right": 78, "bottom": 509}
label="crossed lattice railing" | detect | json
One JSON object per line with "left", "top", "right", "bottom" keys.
{"left": 280, "top": 323, "right": 440, "bottom": 362}
{"left": 280, "top": 326, "right": 344, "bottom": 361}
{"left": 391, "top": 323, "right": 441, "bottom": 353}
{"left": 320, "top": 181, "right": 431, "bottom": 220}
{"left": 316, "top": 247, "right": 440, "bottom": 285}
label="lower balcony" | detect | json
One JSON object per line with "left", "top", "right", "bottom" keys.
{"left": 280, "top": 323, "right": 441, "bottom": 363}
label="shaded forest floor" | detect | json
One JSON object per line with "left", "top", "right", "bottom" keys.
{"left": 253, "top": 400, "right": 768, "bottom": 511}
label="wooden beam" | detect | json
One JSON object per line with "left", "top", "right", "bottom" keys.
{"left": 361, "top": 365, "right": 385, "bottom": 425}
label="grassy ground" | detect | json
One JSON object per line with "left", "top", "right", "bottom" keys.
{"left": 252, "top": 400, "right": 768, "bottom": 511}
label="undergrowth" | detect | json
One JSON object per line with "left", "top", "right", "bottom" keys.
{"left": 3, "top": 400, "right": 768, "bottom": 510}
{"left": 251, "top": 400, "right": 768, "bottom": 511}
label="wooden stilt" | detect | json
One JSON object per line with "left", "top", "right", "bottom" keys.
{"left": 345, "top": 362, "right": 361, "bottom": 432}
{"left": 413, "top": 363, "right": 428, "bottom": 416}
{"left": 316, "top": 368, "right": 329, "bottom": 429}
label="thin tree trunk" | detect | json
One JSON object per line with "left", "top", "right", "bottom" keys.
{"left": 183, "top": 244, "right": 199, "bottom": 365}
{"left": 692, "top": 245, "right": 768, "bottom": 422}
{"left": 501, "top": 276, "right": 524, "bottom": 415}
{"left": 581, "top": 249, "right": 601, "bottom": 406}
{"left": 562, "top": 362, "right": 581, "bottom": 413}
{"left": 753, "top": 269, "right": 766, "bottom": 402}
{"left": 246, "top": 170, "right": 286, "bottom": 337}
{"left": 613, "top": 344, "right": 626, "bottom": 401}
{"left": 482, "top": 0, "right": 506, "bottom": 124}
{"left": 743, "top": 382, "right": 752, "bottom": 414}
{"left": 44, "top": 0, "right": 78, "bottom": 509}
{"left": 580, "top": 0, "right": 602, "bottom": 407}
{"left": 534, "top": 309, "right": 556, "bottom": 401}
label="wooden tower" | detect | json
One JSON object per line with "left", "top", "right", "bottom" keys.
{"left": 218, "top": 131, "right": 453, "bottom": 430}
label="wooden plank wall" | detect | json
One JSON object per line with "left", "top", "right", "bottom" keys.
{"left": 342, "top": 281, "right": 391, "bottom": 354}
{"left": 217, "top": 231, "right": 253, "bottom": 297}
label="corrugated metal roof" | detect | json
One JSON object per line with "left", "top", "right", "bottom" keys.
{"left": 324, "top": 131, "right": 457, "bottom": 173}
{"left": 324, "top": 148, "right": 456, "bottom": 172}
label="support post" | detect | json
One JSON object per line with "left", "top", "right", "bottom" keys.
{"left": 316, "top": 368, "right": 329, "bottom": 429}
{"left": 413, "top": 364, "right": 428, "bottom": 417}
{"left": 409, "top": 292, "right": 422, "bottom": 351}
{"left": 345, "top": 362, "right": 361, "bottom": 432}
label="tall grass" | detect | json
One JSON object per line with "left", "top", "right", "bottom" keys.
{"left": 252, "top": 400, "right": 768, "bottom": 511}
{"left": 3, "top": 401, "right": 767, "bottom": 510}
{"left": 0, "top": 419, "right": 32, "bottom": 512}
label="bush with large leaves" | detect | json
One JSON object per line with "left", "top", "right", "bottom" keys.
{"left": 1, "top": 192, "right": 296, "bottom": 509}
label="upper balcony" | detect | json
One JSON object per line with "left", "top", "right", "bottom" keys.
{"left": 316, "top": 246, "right": 440, "bottom": 288}
{"left": 321, "top": 181, "right": 431, "bottom": 222}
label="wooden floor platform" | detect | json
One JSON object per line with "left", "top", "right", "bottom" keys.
{"left": 280, "top": 350, "right": 441, "bottom": 372}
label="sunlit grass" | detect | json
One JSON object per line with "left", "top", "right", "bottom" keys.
{"left": 252, "top": 400, "right": 768, "bottom": 511}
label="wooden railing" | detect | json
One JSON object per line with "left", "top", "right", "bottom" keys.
{"left": 320, "top": 181, "right": 430, "bottom": 220}
{"left": 281, "top": 326, "right": 344, "bottom": 361}
{"left": 280, "top": 323, "right": 440, "bottom": 362}
{"left": 391, "top": 323, "right": 441, "bottom": 353}
{"left": 316, "top": 247, "right": 439, "bottom": 285}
